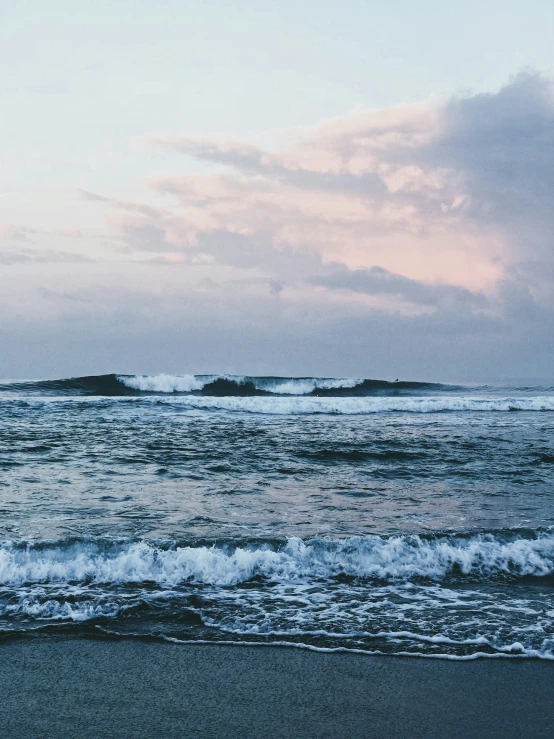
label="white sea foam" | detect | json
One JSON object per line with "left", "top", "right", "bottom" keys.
{"left": 118, "top": 374, "right": 363, "bottom": 395}
{"left": 119, "top": 374, "right": 207, "bottom": 393}
{"left": 3, "top": 536, "right": 554, "bottom": 660}
{"left": 161, "top": 395, "right": 554, "bottom": 414}
{"left": 262, "top": 378, "right": 362, "bottom": 395}
{"left": 156, "top": 638, "right": 554, "bottom": 661}
{"left": 1, "top": 534, "right": 553, "bottom": 587}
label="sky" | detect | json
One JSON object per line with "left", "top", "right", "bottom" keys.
{"left": 2, "top": 0, "right": 554, "bottom": 381}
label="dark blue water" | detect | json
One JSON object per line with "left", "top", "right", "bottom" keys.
{"left": 1, "top": 374, "right": 554, "bottom": 659}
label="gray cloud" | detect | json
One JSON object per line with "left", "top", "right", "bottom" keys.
{"left": 0, "top": 249, "right": 92, "bottom": 265}
{"left": 79, "top": 190, "right": 165, "bottom": 219}
{"left": 0, "top": 225, "right": 39, "bottom": 242}
{"left": 2, "top": 274, "right": 552, "bottom": 382}
{"left": 309, "top": 266, "right": 487, "bottom": 309}
{"left": 424, "top": 71, "right": 554, "bottom": 258}
{"left": 146, "top": 136, "right": 386, "bottom": 197}
{"left": 196, "top": 230, "right": 324, "bottom": 277}
{"left": 147, "top": 137, "right": 268, "bottom": 172}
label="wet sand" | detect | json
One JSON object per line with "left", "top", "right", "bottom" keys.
{"left": 1, "top": 637, "right": 553, "bottom": 738}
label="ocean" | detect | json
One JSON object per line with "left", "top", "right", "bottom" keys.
{"left": 1, "top": 373, "right": 554, "bottom": 660}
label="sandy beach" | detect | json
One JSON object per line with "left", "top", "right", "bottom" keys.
{"left": 1, "top": 637, "right": 553, "bottom": 738}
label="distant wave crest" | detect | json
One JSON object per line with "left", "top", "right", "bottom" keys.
{"left": 2, "top": 374, "right": 554, "bottom": 413}
{"left": 0, "top": 373, "right": 448, "bottom": 398}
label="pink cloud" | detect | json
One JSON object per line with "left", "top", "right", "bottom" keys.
{"left": 83, "top": 73, "right": 554, "bottom": 317}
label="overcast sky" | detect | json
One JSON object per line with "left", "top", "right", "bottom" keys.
{"left": 2, "top": 0, "right": 554, "bottom": 381}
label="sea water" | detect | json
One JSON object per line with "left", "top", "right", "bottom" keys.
{"left": 1, "top": 374, "right": 553, "bottom": 659}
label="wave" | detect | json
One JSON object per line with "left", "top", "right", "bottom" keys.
{"left": 1, "top": 531, "right": 553, "bottom": 587}
{"left": 154, "top": 395, "right": 554, "bottom": 414}
{"left": 121, "top": 375, "right": 450, "bottom": 397}
{"left": 2, "top": 531, "right": 554, "bottom": 659}
{"left": 3, "top": 375, "right": 554, "bottom": 414}
{"left": 0, "top": 373, "right": 450, "bottom": 398}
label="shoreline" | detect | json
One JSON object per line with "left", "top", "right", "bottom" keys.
{"left": 1, "top": 636, "right": 553, "bottom": 738}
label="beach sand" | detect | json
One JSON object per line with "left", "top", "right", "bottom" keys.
{"left": 1, "top": 637, "right": 553, "bottom": 738}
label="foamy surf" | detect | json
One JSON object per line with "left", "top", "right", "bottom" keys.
{"left": 157, "top": 395, "right": 554, "bottom": 414}
{"left": 1, "top": 532, "right": 554, "bottom": 586}
{"left": 1, "top": 532, "right": 553, "bottom": 659}
{"left": 118, "top": 374, "right": 366, "bottom": 396}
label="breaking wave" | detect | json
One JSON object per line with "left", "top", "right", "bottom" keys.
{"left": 2, "top": 531, "right": 554, "bottom": 659}
{"left": 0, "top": 373, "right": 449, "bottom": 398}
{"left": 2, "top": 374, "right": 553, "bottom": 414}
{"left": 155, "top": 395, "right": 554, "bottom": 414}
{"left": 2, "top": 531, "right": 553, "bottom": 586}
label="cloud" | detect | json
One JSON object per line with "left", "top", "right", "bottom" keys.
{"left": 0, "top": 222, "right": 89, "bottom": 263}
{"left": 147, "top": 136, "right": 271, "bottom": 172}
{"left": 6, "top": 71, "right": 552, "bottom": 379}
{"left": 141, "top": 72, "right": 554, "bottom": 279}
{"left": 0, "top": 249, "right": 92, "bottom": 265}
{"left": 421, "top": 71, "right": 554, "bottom": 260}
{"left": 309, "top": 266, "right": 487, "bottom": 310}
{"left": 118, "top": 89, "right": 545, "bottom": 297}
{"left": 57, "top": 227, "right": 82, "bottom": 238}
{"left": 0, "top": 223, "right": 39, "bottom": 242}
